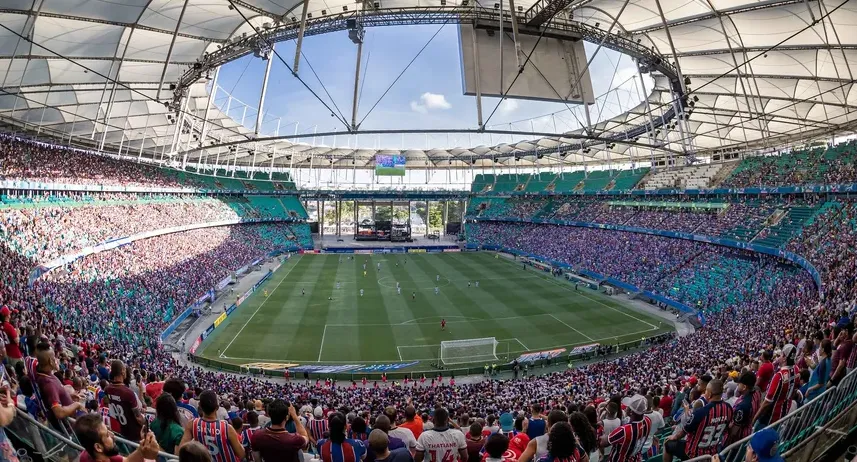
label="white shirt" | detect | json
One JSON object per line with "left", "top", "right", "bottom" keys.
{"left": 642, "top": 411, "right": 665, "bottom": 453}
{"left": 390, "top": 426, "right": 417, "bottom": 450}
{"left": 601, "top": 417, "right": 621, "bottom": 455}
{"left": 416, "top": 428, "right": 467, "bottom": 462}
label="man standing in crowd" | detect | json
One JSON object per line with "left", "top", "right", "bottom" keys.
{"left": 664, "top": 380, "right": 733, "bottom": 462}
{"left": 754, "top": 345, "right": 799, "bottom": 427}
{"left": 415, "top": 408, "right": 467, "bottom": 462}
{"left": 0, "top": 307, "right": 22, "bottom": 369}
{"left": 309, "top": 407, "right": 329, "bottom": 449}
{"left": 34, "top": 342, "right": 84, "bottom": 429}
{"left": 180, "top": 390, "right": 245, "bottom": 462}
{"left": 105, "top": 360, "right": 145, "bottom": 443}
{"left": 399, "top": 405, "right": 424, "bottom": 441}
{"left": 163, "top": 378, "right": 198, "bottom": 424}
{"left": 829, "top": 326, "right": 854, "bottom": 387}
{"left": 317, "top": 412, "right": 367, "bottom": 462}
{"left": 602, "top": 394, "right": 651, "bottom": 462}
{"left": 728, "top": 372, "right": 760, "bottom": 444}
{"left": 381, "top": 408, "right": 416, "bottom": 454}
{"left": 250, "top": 399, "right": 308, "bottom": 462}
{"left": 526, "top": 404, "right": 546, "bottom": 440}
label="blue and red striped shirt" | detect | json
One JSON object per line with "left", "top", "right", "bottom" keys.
{"left": 607, "top": 415, "right": 651, "bottom": 462}
{"left": 190, "top": 418, "right": 240, "bottom": 462}
{"left": 318, "top": 438, "right": 368, "bottom": 462}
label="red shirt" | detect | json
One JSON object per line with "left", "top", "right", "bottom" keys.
{"left": 3, "top": 322, "right": 21, "bottom": 359}
{"left": 757, "top": 361, "right": 775, "bottom": 391}
{"left": 659, "top": 395, "right": 673, "bottom": 416}
{"left": 145, "top": 381, "right": 164, "bottom": 401}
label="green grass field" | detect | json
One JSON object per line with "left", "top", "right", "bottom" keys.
{"left": 198, "top": 252, "right": 672, "bottom": 367}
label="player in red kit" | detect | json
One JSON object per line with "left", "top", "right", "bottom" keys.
{"left": 441, "top": 319, "right": 446, "bottom": 330}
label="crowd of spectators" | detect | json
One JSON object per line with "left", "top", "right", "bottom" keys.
{"left": 0, "top": 136, "right": 856, "bottom": 462}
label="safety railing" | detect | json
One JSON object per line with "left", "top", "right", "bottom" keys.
{"left": 652, "top": 366, "right": 857, "bottom": 462}
{"left": 7, "top": 410, "right": 179, "bottom": 461}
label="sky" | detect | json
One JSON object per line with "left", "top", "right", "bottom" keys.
{"left": 212, "top": 24, "right": 651, "bottom": 151}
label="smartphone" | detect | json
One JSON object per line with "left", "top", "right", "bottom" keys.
{"left": 143, "top": 418, "right": 150, "bottom": 434}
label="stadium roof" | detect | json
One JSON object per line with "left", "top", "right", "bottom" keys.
{"left": 1, "top": 0, "right": 856, "bottom": 169}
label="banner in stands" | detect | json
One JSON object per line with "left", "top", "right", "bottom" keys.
{"left": 514, "top": 348, "right": 566, "bottom": 363}
{"left": 569, "top": 344, "right": 600, "bottom": 355}
{"left": 290, "top": 364, "right": 365, "bottom": 373}
{"left": 213, "top": 312, "right": 227, "bottom": 328}
{"left": 408, "top": 249, "right": 426, "bottom": 253}
{"left": 321, "top": 246, "right": 458, "bottom": 254}
{"left": 355, "top": 362, "right": 419, "bottom": 372}
{"left": 215, "top": 275, "right": 233, "bottom": 291}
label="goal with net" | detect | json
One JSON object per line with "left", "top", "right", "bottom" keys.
{"left": 439, "top": 337, "right": 499, "bottom": 365}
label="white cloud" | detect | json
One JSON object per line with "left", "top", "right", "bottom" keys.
{"left": 410, "top": 92, "right": 451, "bottom": 113}
{"left": 499, "top": 98, "right": 519, "bottom": 115}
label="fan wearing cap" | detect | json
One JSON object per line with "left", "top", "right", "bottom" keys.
{"left": 664, "top": 380, "right": 732, "bottom": 462}
{"left": 754, "top": 344, "right": 800, "bottom": 426}
{"left": 600, "top": 394, "right": 650, "bottom": 462}
{"left": 727, "top": 372, "right": 760, "bottom": 444}
{"left": 711, "top": 428, "right": 784, "bottom": 462}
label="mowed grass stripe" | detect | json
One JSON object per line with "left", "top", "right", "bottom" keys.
{"left": 477, "top": 254, "right": 649, "bottom": 337}
{"left": 410, "top": 254, "right": 519, "bottom": 342}
{"left": 228, "top": 256, "right": 324, "bottom": 360}
{"left": 201, "top": 255, "right": 304, "bottom": 357}
{"left": 444, "top": 253, "right": 595, "bottom": 350}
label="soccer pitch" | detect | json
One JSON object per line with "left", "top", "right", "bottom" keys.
{"left": 198, "top": 252, "right": 672, "bottom": 367}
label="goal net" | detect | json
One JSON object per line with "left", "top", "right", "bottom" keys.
{"left": 440, "top": 337, "right": 499, "bottom": 365}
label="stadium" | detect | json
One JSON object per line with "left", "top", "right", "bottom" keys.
{"left": 1, "top": 0, "right": 857, "bottom": 461}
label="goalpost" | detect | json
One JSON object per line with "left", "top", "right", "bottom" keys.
{"left": 439, "top": 337, "right": 499, "bottom": 365}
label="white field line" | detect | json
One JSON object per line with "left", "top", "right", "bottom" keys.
{"left": 317, "top": 325, "right": 328, "bottom": 361}
{"left": 327, "top": 313, "right": 553, "bottom": 327}
{"left": 396, "top": 346, "right": 404, "bottom": 362}
{"left": 549, "top": 314, "right": 595, "bottom": 342}
{"left": 219, "top": 326, "right": 664, "bottom": 364}
{"left": 220, "top": 255, "right": 302, "bottom": 357}
{"left": 511, "top": 337, "right": 530, "bottom": 350}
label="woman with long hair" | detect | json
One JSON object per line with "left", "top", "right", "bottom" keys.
{"left": 152, "top": 394, "right": 184, "bottom": 454}
{"left": 538, "top": 422, "right": 588, "bottom": 462}
{"left": 568, "top": 412, "right": 598, "bottom": 462}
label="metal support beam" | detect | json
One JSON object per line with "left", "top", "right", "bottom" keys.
{"left": 471, "top": 22, "right": 484, "bottom": 128}
{"left": 351, "top": 40, "right": 363, "bottom": 131}
{"left": 156, "top": 0, "right": 190, "bottom": 102}
{"left": 256, "top": 45, "right": 275, "bottom": 135}
{"left": 293, "top": 0, "right": 310, "bottom": 74}
{"left": 507, "top": 0, "right": 522, "bottom": 69}
{"left": 200, "top": 66, "right": 220, "bottom": 146}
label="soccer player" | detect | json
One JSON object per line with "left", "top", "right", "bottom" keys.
{"left": 377, "top": 262, "right": 381, "bottom": 270}
{"left": 363, "top": 263, "right": 367, "bottom": 270}
{"left": 434, "top": 287, "right": 439, "bottom": 295}
{"left": 415, "top": 408, "right": 467, "bottom": 462}
{"left": 412, "top": 292, "right": 416, "bottom": 300}
{"left": 264, "top": 289, "right": 269, "bottom": 297}
{"left": 363, "top": 270, "right": 367, "bottom": 278}
{"left": 475, "top": 281, "right": 479, "bottom": 287}
{"left": 441, "top": 319, "right": 446, "bottom": 330}
{"left": 180, "top": 390, "right": 246, "bottom": 462}
{"left": 336, "top": 282, "right": 341, "bottom": 289}
{"left": 397, "top": 287, "right": 401, "bottom": 295}
{"left": 302, "top": 288, "right": 305, "bottom": 296}
{"left": 467, "top": 281, "right": 471, "bottom": 287}
{"left": 664, "top": 380, "right": 733, "bottom": 462}
{"left": 754, "top": 344, "right": 799, "bottom": 427}
{"left": 396, "top": 282, "right": 400, "bottom": 289}
{"left": 360, "top": 289, "right": 364, "bottom": 297}
{"left": 436, "top": 274, "right": 440, "bottom": 282}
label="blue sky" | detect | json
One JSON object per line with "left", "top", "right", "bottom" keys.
{"left": 213, "top": 24, "right": 648, "bottom": 150}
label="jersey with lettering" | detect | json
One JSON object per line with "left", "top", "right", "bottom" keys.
{"left": 416, "top": 428, "right": 468, "bottom": 462}
{"left": 104, "top": 383, "right": 142, "bottom": 441}
{"left": 190, "top": 418, "right": 240, "bottom": 462}
{"left": 318, "top": 438, "right": 367, "bottom": 462}
{"left": 606, "top": 415, "right": 651, "bottom": 462}
{"left": 730, "top": 389, "right": 760, "bottom": 442}
{"left": 765, "top": 366, "right": 799, "bottom": 423}
{"left": 683, "top": 401, "right": 733, "bottom": 457}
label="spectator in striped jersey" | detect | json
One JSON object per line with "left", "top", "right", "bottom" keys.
{"left": 318, "top": 412, "right": 367, "bottom": 462}
{"left": 309, "top": 407, "right": 330, "bottom": 447}
{"left": 601, "top": 394, "right": 651, "bottom": 462}
{"left": 664, "top": 380, "right": 733, "bottom": 462}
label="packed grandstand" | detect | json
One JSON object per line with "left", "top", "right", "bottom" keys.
{"left": 3, "top": 0, "right": 857, "bottom": 459}
{"left": 0, "top": 134, "right": 853, "bottom": 462}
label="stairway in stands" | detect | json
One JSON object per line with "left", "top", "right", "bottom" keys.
{"left": 752, "top": 205, "right": 819, "bottom": 248}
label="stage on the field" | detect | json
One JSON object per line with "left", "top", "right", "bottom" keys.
{"left": 197, "top": 252, "right": 672, "bottom": 368}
